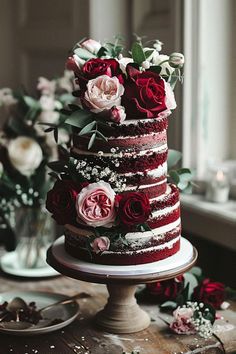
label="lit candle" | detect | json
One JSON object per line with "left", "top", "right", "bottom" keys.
{"left": 206, "top": 170, "right": 230, "bottom": 203}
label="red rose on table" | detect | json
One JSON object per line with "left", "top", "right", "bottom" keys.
{"left": 192, "top": 279, "right": 225, "bottom": 309}
{"left": 122, "top": 66, "right": 167, "bottom": 118}
{"left": 146, "top": 276, "right": 184, "bottom": 302}
{"left": 78, "top": 58, "right": 124, "bottom": 89}
{"left": 46, "top": 180, "right": 82, "bottom": 225}
{"left": 116, "top": 191, "right": 151, "bottom": 227}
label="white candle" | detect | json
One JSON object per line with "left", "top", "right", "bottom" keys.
{"left": 206, "top": 170, "right": 230, "bottom": 203}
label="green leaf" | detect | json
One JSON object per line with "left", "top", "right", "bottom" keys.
{"left": 149, "top": 65, "right": 162, "bottom": 74}
{"left": 183, "top": 273, "right": 198, "bottom": 299}
{"left": 189, "top": 266, "right": 202, "bottom": 279}
{"left": 169, "top": 170, "right": 180, "bottom": 184}
{"left": 23, "top": 96, "right": 39, "bottom": 108}
{"left": 79, "top": 121, "right": 96, "bottom": 136}
{"left": 144, "top": 49, "right": 154, "bottom": 59}
{"left": 160, "top": 301, "right": 177, "bottom": 309}
{"left": 95, "top": 130, "right": 107, "bottom": 141}
{"left": 48, "top": 161, "right": 67, "bottom": 173}
{"left": 65, "top": 110, "right": 94, "bottom": 128}
{"left": 88, "top": 132, "right": 96, "bottom": 150}
{"left": 97, "top": 46, "right": 108, "bottom": 57}
{"left": 167, "top": 149, "right": 182, "bottom": 169}
{"left": 131, "top": 42, "right": 146, "bottom": 65}
{"left": 74, "top": 47, "right": 96, "bottom": 59}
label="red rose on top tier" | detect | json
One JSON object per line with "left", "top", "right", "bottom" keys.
{"left": 116, "top": 191, "right": 151, "bottom": 227}
{"left": 122, "top": 66, "right": 167, "bottom": 118}
{"left": 46, "top": 180, "right": 81, "bottom": 225}
{"left": 77, "top": 58, "right": 124, "bottom": 89}
{"left": 146, "top": 276, "right": 184, "bottom": 302}
{"left": 192, "top": 279, "right": 225, "bottom": 309}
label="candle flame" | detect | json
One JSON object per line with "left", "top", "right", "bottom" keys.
{"left": 216, "top": 170, "right": 225, "bottom": 181}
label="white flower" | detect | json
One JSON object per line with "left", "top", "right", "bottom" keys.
{"left": 220, "top": 301, "right": 230, "bottom": 310}
{"left": 153, "top": 40, "right": 163, "bottom": 52}
{"left": 0, "top": 88, "right": 17, "bottom": 107}
{"left": 173, "top": 306, "right": 194, "bottom": 321}
{"left": 37, "top": 77, "right": 56, "bottom": 95}
{"left": 118, "top": 57, "right": 133, "bottom": 73}
{"left": 142, "top": 60, "right": 150, "bottom": 69}
{"left": 81, "top": 39, "right": 102, "bottom": 54}
{"left": 84, "top": 75, "right": 124, "bottom": 113}
{"left": 152, "top": 54, "right": 175, "bottom": 76}
{"left": 39, "top": 95, "right": 56, "bottom": 111}
{"left": 164, "top": 81, "right": 177, "bottom": 110}
{"left": 38, "top": 110, "right": 60, "bottom": 124}
{"left": 169, "top": 52, "right": 185, "bottom": 68}
{"left": 8, "top": 137, "right": 43, "bottom": 176}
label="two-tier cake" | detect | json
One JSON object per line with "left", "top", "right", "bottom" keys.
{"left": 46, "top": 37, "right": 185, "bottom": 265}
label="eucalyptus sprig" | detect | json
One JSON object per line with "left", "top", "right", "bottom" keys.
{"left": 167, "top": 149, "right": 193, "bottom": 193}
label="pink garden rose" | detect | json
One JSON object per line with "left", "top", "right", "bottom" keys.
{"left": 91, "top": 237, "right": 110, "bottom": 254}
{"left": 170, "top": 306, "right": 196, "bottom": 335}
{"left": 110, "top": 105, "right": 126, "bottom": 124}
{"left": 83, "top": 75, "right": 124, "bottom": 113}
{"left": 76, "top": 181, "right": 116, "bottom": 227}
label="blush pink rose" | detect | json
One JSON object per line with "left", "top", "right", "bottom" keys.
{"left": 83, "top": 75, "right": 124, "bottom": 113}
{"left": 81, "top": 39, "right": 102, "bottom": 54}
{"left": 170, "top": 306, "right": 196, "bottom": 335}
{"left": 110, "top": 105, "right": 126, "bottom": 124}
{"left": 76, "top": 181, "right": 116, "bottom": 227}
{"left": 164, "top": 81, "right": 177, "bottom": 111}
{"left": 91, "top": 237, "right": 110, "bottom": 254}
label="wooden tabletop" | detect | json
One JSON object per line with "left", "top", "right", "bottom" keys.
{"left": 0, "top": 271, "right": 236, "bottom": 354}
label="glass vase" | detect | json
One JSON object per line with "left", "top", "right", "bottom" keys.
{"left": 14, "top": 206, "right": 55, "bottom": 269}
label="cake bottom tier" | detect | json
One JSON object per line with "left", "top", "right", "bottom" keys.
{"left": 64, "top": 235, "right": 180, "bottom": 266}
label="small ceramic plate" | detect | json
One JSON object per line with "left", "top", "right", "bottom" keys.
{"left": 0, "top": 251, "right": 59, "bottom": 278}
{"left": 0, "top": 291, "right": 79, "bottom": 336}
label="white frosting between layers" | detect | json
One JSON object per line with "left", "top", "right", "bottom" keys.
{"left": 102, "top": 235, "right": 180, "bottom": 255}
{"left": 124, "top": 178, "right": 167, "bottom": 191}
{"left": 108, "top": 131, "right": 166, "bottom": 140}
{"left": 73, "top": 144, "right": 167, "bottom": 158}
{"left": 120, "top": 162, "right": 167, "bottom": 178}
{"left": 151, "top": 201, "right": 180, "bottom": 218}
{"left": 125, "top": 218, "right": 181, "bottom": 241}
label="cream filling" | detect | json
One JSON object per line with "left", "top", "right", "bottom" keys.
{"left": 151, "top": 201, "right": 180, "bottom": 218}
{"left": 124, "top": 178, "right": 167, "bottom": 191}
{"left": 102, "top": 235, "right": 180, "bottom": 255}
{"left": 108, "top": 131, "right": 166, "bottom": 140}
{"left": 73, "top": 144, "right": 167, "bottom": 158}
{"left": 119, "top": 162, "right": 167, "bottom": 178}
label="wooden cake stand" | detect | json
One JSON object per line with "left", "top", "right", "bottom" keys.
{"left": 47, "top": 237, "right": 197, "bottom": 334}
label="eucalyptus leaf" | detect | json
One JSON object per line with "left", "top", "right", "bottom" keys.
{"left": 183, "top": 272, "right": 198, "bottom": 299}
{"left": 169, "top": 170, "right": 180, "bottom": 184}
{"left": 79, "top": 121, "right": 96, "bottom": 136}
{"left": 23, "top": 96, "right": 39, "bottom": 109}
{"left": 96, "top": 130, "right": 108, "bottom": 141}
{"left": 88, "top": 132, "right": 96, "bottom": 150}
{"left": 131, "top": 42, "right": 146, "bottom": 65}
{"left": 167, "top": 149, "right": 182, "bottom": 169}
{"left": 188, "top": 266, "right": 203, "bottom": 279}
{"left": 65, "top": 110, "right": 94, "bottom": 128}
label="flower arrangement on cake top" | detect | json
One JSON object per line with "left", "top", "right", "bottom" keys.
{"left": 45, "top": 37, "right": 191, "bottom": 264}
{"left": 0, "top": 71, "right": 74, "bottom": 235}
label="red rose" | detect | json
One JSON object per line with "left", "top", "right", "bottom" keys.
{"left": 116, "top": 191, "right": 151, "bottom": 227}
{"left": 146, "top": 276, "right": 184, "bottom": 302}
{"left": 122, "top": 66, "right": 167, "bottom": 118}
{"left": 192, "top": 279, "right": 225, "bottom": 309}
{"left": 77, "top": 58, "right": 124, "bottom": 90}
{"left": 46, "top": 180, "right": 81, "bottom": 225}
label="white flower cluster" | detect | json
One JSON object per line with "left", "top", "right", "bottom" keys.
{"left": 185, "top": 302, "right": 214, "bottom": 338}
{"left": 15, "top": 185, "right": 40, "bottom": 207}
{"left": 0, "top": 198, "right": 15, "bottom": 228}
{"left": 72, "top": 155, "right": 127, "bottom": 192}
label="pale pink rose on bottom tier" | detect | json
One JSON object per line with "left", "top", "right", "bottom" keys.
{"left": 91, "top": 237, "right": 110, "bottom": 254}
{"left": 76, "top": 181, "right": 116, "bottom": 227}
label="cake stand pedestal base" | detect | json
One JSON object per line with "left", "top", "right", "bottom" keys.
{"left": 47, "top": 236, "right": 198, "bottom": 334}
{"left": 96, "top": 284, "right": 150, "bottom": 333}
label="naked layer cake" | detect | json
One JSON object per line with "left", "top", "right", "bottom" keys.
{"left": 46, "top": 37, "right": 185, "bottom": 265}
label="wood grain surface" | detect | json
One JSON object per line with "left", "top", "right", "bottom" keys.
{"left": 0, "top": 270, "right": 235, "bottom": 354}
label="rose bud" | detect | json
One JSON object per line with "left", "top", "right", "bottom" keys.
{"left": 81, "top": 39, "right": 102, "bottom": 54}
{"left": 110, "top": 106, "right": 126, "bottom": 124}
{"left": 91, "top": 237, "right": 110, "bottom": 254}
{"left": 192, "top": 278, "right": 225, "bottom": 309}
{"left": 65, "top": 54, "right": 85, "bottom": 74}
{"left": 169, "top": 52, "right": 185, "bottom": 68}
{"left": 141, "top": 60, "right": 150, "bottom": 69}
{"left": 153, "top": 40, "right": 163, "bottom": 52}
